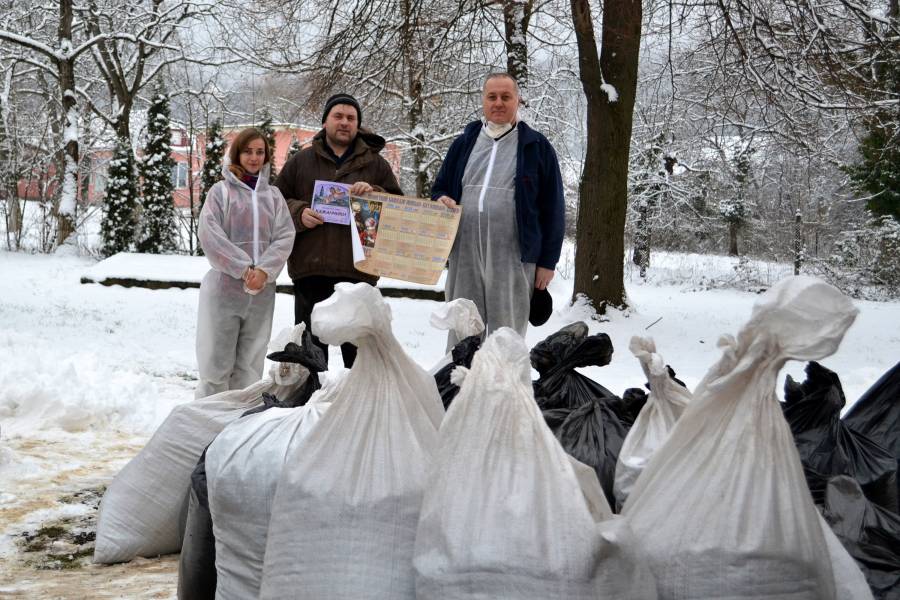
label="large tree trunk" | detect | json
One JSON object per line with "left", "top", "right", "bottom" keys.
{"left": 502, "top": 0, "right": 531, "bottom": 85}
{"left": 55, "top": 0, "right": 77, "bottom": 247}
{"left": 728, "top": 222, "right": 739, "bottom": 256}
{"left": 571, "top": 0, "right": 642, "bottom": 311}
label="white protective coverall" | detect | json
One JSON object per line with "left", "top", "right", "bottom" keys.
{"left": 195, "top": 163, "right": 295, "bottom": 399}
{"left": 445, "top": 126, "right": 535, "bottom": 350}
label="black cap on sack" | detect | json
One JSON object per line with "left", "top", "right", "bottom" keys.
{"left": 529, "top": 288, "right": 553, "bottom": 327}
{"left": 322, "top": 93, "right": 362, "bottom": 126}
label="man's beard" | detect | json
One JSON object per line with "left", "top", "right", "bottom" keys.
{"left": 327, "top": 130, "right": 354, "bottom": 149}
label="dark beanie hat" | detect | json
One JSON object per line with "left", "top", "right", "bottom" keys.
{"left": 529, "top": 288, "right": 553, "bottom": 327}
{"left": 322, "top": 93, "right": 362, "bottom": 125}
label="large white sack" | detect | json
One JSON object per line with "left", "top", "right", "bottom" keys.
{"left": 206, "top": 397, "right": 329, "bottom": 600}
{"left": 622, "top": 276, "right": 866, "bottom": 599}
{"left": 94, "top": 325, "right": 310, "bottom": 564}
{"left": 613, "top": 336, "right": 692, "bottom": 507}
{"left": 260, "top": 282, "right": 444, "bottom": 600}
{"left": 427, "top": 298, "right": 484, "bottom": 375}
{"left": 414, "top": 328, "right": 658, "bottom": 600}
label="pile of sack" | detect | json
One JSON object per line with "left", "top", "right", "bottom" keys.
{"left": 92, "top": 276, "right": 898, "bottom": 599}
{"left": 93, "top": 322, "right": 323, "bottom": 564}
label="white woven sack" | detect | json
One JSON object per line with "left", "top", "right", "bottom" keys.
{"left": 427, "top": 298, "right": 484, "bottom": 375}
{"left": 207, "top": 396, "right": 330, "bottom": 600}
{"left": 260, "top": 283, "right": 444, "bottom": 600}
{"left": 622, "top": 276, "right": 864, "bottom": 599}
{"left": 94, "top": 325, "right": 310, "bottom": 564}
{"left": 613, "top": 336, "right": 692, "bottom": 507}
{"left": 414, "top": 328, "right": 658, "bottom": 600}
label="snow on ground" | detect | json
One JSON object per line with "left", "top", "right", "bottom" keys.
{"left": 1, "top": 249, "right": 898, "bottom": 596}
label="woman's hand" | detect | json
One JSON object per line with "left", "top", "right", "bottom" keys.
{"left": 244, "top": 267, "right": 268, "bottom": 291}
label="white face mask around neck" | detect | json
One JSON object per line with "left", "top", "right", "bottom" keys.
{"left": 484, "top": 120, "right": 514, "bottom": 139}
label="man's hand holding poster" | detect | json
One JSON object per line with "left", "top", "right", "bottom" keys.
{"left": 311, "top": 180, "right": 352, "bottom": 225}
{"left": 313, "top": 180, "right": 461, "bottom": 285}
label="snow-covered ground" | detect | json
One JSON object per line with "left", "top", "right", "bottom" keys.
{"left": 1, "top": 249, "right": 898, "bottom": 596}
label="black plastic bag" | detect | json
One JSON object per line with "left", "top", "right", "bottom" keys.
{"left": 823, "top": 475, "right": 900, "bottom": 599}
{"left": 433, "top": 334, "right": 482, "bottom": 409}
{"left": 530, "top": 322, "right": 614, "bottom": 381}
{"left": 783, "top": 362, "right": 898, "bottom": 512}
{"left": 803, "top": 464, "right": 830, "bottom": 506}
{"left": 552, "top": 397, "right": 628, "bottom": 508}
{"left": 177, "top": 483, "right": 216, "bottom": 600}
{"left": 531, "top": 322, "right": 616, "bottom": 411}
{"left": 844, "top": 361, "right": 900, "bottom": 493}
{"left": 608, "top": 388, "right": 649, "bottom": 429}
{"left": 532, "top": 323, "right": 626, "bottom": 507}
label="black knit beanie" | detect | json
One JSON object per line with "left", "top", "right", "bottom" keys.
{"left": 321, "top": 93, "right": 362, "bottom": 126}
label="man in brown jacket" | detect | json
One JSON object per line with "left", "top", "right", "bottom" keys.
{"left": 275, "top": 93, "right": 402, "bottom": 368}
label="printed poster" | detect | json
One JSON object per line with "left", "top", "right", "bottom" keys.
{"left": 350, "top": 191, "right": 461, "bottom": 285}
{"left": 311, "top": 180, "right": 352, "bottom": 225}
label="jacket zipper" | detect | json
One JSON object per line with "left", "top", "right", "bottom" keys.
{"left": 251, "top": 188, "right": 260, "bottom": 264}
{"left": 477, "top": 139, "right": 500, "bottom": 213}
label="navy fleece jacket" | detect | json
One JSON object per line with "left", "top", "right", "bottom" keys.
{"left": 431, "top": 120, "right": 566, "bottom": 270}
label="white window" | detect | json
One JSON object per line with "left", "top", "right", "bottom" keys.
{"left": 170, "top": 129, "right": 185, "bottom": 147}
{"left": 92, "top": 158, "right": 109, "bottom": 194}
{"left": 171, "top": 162, "right": 188, "bottom": 189}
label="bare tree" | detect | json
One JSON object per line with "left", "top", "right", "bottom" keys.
{"left": 0, "top": 0, "right": 102, "bottom": 244}
{"left": 80, "top": 0, "right": 220, "bottom": 143}
{"left": 571, "top": 0, "right": 642, "bottom": 310}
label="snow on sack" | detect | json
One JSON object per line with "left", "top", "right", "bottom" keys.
{"left": 414, "top": 327, "right": 658, "bottom": 600}
{"left": 94, "top": 325, "right": 311, "bottom": 564}
{"left": 622, "top": 275, "right": 871, "bottom": 599}
{"left": 206, "top": 397, "right": 330, "bottom": 600}
{"left": 613, "top": 336, "right": 692, "bottom": 507}
{"left": 260, "top": 282, "right": 444, "bottom": 600}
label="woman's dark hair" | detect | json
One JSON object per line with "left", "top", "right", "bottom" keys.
{"left": 227, "top": 127, "right": 271, "bottom": 178}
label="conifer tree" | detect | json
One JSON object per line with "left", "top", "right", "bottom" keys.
{"left": 719, "top": 142, "right": 754, "bottom": 256}
{"left": 200, "top": 119, "right": 225, "bottom": 212}
{"left": 286, "top": 135, "right": 301, "bottom": 161}
{"left": 137, "top": 86, "right": 178, "bottom": 253}
{"left": 100, "top": 138, "right": 138, "bottom": 256}
{"left": 258, "top": 113, "right": 277, "bottom": 183}
{"left": 846, "top": 42, "right": 899, "bottom": 222}
{"left": 197, "top": 119, "right": 226, "bottom": 256}
{"left": 847, "top": 118, "right": 899, "bottom": 222}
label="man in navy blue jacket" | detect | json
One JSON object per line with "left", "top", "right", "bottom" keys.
{"left": 433, "top": 72, "right": 565, "bottom": 347}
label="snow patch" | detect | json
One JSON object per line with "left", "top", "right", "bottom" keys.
{"left": 600, "top": 83, "right": 618, "bottom": 102}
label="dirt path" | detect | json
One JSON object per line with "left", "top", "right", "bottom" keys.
{"left": 0, "top": 431, "right": 179, "bottom": 599}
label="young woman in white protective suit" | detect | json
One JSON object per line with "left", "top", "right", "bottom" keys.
{"left": 195, "top": 128, "right": 296, "bottom": 398}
